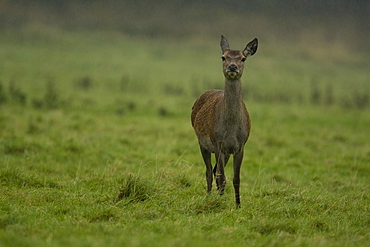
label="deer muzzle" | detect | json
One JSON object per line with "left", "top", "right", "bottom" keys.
{"left": 228, "top": 64, "right": 238, "bottom": 72}
{"left": 226, "top": 64, "right": 239, "bottom": 79}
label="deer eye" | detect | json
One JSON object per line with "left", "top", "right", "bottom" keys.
{"left": 221, "top": 56, "right": 226, "bottom": 61}
{"left": 241, "top": 57, "right": 246, "bottom": 62}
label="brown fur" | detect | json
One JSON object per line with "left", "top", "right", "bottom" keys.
{"left": 191, "top": 89, "right": 251, "bottom": 153}
{"left": 191, "top": 89, "right": 223, "bottom": 151}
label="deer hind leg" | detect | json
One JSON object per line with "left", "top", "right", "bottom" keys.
{"left": 233, "top": 150, "right": 244, "bottom": 208}
{"left": 215, "top": 151, "right": 229, "bottom": 195}
{"left": 200, "top": 146, "right": 213, "bottom": 193}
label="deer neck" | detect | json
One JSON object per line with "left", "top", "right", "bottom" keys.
{"left": 223, "top": 78, "right": 243, "bottom": 124}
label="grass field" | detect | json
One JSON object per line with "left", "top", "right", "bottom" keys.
{"left": 0, "top": 29, "right": 369, "bottom": 246}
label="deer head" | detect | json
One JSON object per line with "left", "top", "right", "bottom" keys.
{"left": 220, "top": 35, "right": 258, "bottom": 80}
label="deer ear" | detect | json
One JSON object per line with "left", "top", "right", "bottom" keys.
{"left": 220, "top": 35, "right": 230, "bottom": 54}
{"left": 243, "top": 38, "right": 258, "bottom": 57}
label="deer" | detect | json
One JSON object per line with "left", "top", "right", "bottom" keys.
{"left": 191, "top": 35, "right": 258, "bottom": 208}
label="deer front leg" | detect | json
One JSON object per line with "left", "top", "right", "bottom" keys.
{"left": 212, "top": 154, "right": 230, "bottom": 178}
{"left": 200, "top": 146, "right": 213, "bottom": 193}
{"left": 233, "top": 150, "right": 244, "bottom": 208}
{"left": 215, "top": 150, "right": 229, "bottom": 195}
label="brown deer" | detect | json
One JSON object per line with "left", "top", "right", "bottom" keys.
{"left": 191, "top": 35, "right": 258, "bottom": 207}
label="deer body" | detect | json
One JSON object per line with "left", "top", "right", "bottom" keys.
{"left": 191, "top": 35, "right": 258, "bottom": 207}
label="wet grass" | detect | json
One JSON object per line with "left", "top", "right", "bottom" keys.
{"left": 0, "top": 29, "right": 369, "bottom": 246}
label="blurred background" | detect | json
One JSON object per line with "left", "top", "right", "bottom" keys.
{"left": 1, "top": 0, "right": 368, "bottom": 47}
{"left": 0, "top": 0, "right": 369, "bottom": 110}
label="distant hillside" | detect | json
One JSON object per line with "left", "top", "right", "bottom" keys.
{"left": 1, "top": 0, "right": 369, "bottom": 49}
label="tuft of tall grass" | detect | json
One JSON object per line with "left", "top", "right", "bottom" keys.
{"left": 0, "top": 80, "right": 7, "bottom": 104}
{"left": 8, "top": 80, "right": 26, "bottom": 106}
{"left": 31, "top": 80, "right": 61, "bottom": 109}
{"left": 43, "top": 80, "right": 59, "bottom": 109}
{"left": 117, "top": 174, "right": 153, "bottom": 203}
{"left": 75, "top": 76, "right": 93, "bottom": 91}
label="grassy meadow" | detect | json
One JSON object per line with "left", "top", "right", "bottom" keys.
{"left": 0, "top": 26, "right": 369, "bottom": 247}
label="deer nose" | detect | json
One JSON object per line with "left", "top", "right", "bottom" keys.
{"left": 228, "top": 64, "right": 237, "bottom": 72}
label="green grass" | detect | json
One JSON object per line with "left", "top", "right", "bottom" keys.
{"left": 0, "top": 29, "right": 369, "bottom": 246}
